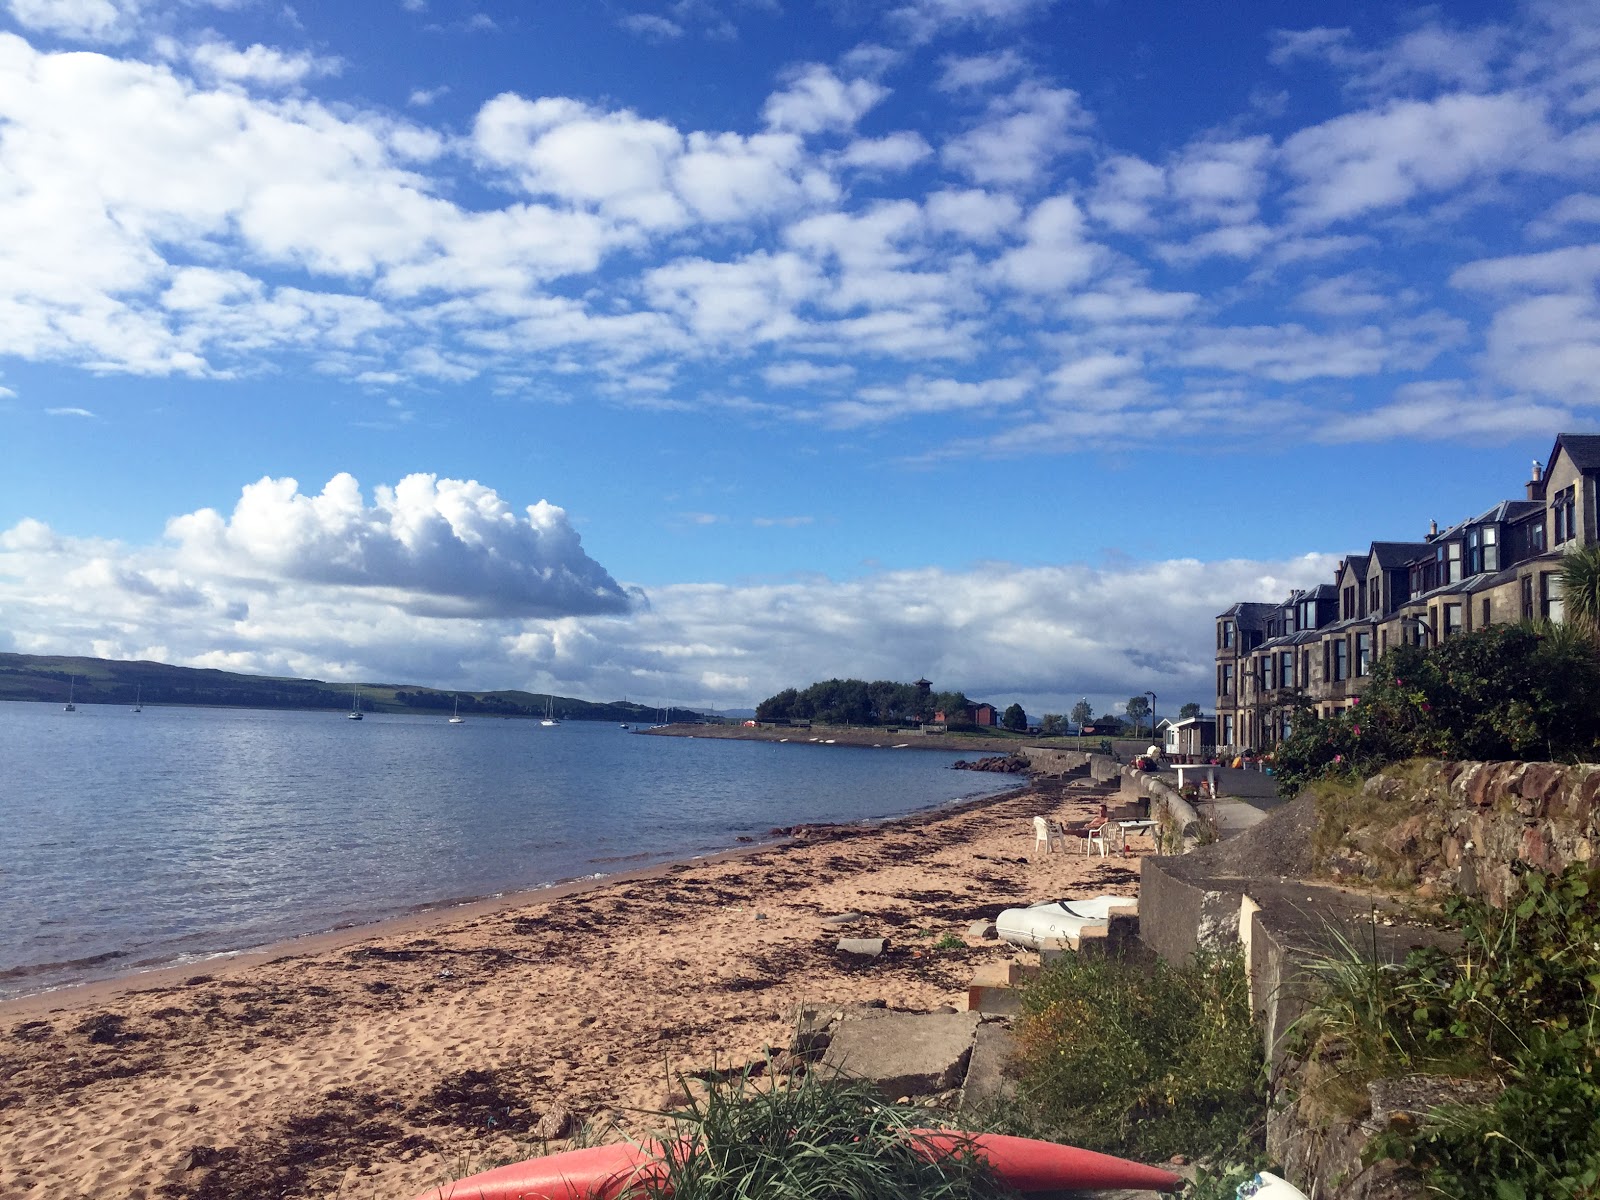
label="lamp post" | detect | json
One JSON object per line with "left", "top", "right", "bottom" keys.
{"left": 1144, "top": 690, "right": 1158, "bottom": 746}
{"left": 1078, "top": 696, "right": 1089, "bottom": 750}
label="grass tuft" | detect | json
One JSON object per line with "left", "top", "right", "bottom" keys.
{"left": 641, "top": 1066, "right": 1017, "bottom": 1200}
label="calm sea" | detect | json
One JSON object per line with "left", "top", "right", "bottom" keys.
{"left": 0, "top": 703, "right": 1014, "bottom": 999}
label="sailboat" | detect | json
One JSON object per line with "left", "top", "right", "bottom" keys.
{"left": 347, "top": 684, "right": 364, "bottom": 720}
{"left": 132, "top": 685, "right": 141, "bottom": 713}
{"left": 64, "top": 675, "right": 76, "bottom": 712}
{"left": 449, "top": 695, "right": 465, "bottom": 725}
{"left": 540, "top": 695, "right": 559, "bottom": 727}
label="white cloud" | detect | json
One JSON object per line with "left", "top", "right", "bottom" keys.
{"left": 761, "top": 65, "right": 887, "bottom": 135}
{"left": 889, "top": 0, "right": 1055, "bottom": 43}
{"left": 992, "top": 194, "right": 1104, "bottom": 292}
{"left": 1283, "top": 92, "right": 1553, "bottom": 227}
{"left": 818, "top": 372, "right": 1034, "bottom": 426}
{"left": 762, "top": 360, "right": 855, "bottom": 387}
{"left": 1529, "top": 193, "right": 1600, "bottom": 238}
{"left": 1169, "top": 136, "right": 1272, "bottom": 225}
{"left": 838, "top": 132, "right": 932, "bottom": 172}
{"left": 407, "top": 85, "right": 449, "bottom": 107}
{"left": 0, "top": 487, "right": 1351, "bottom": 712}
{"left": 45, "top": 405, "right": 95, "bottom": 416}
{"left": 1180, "top": 317, "right": 1463, "bottom": 382}
{"left": 1270, "top": 21, "right": 1505, "bottom": 98}
{"left": 1315, "top": 381, "right": 1571, "bottom": 443}
{"left": 185, "top": 36, "right": 340, "bottom": 86}
{"left": 1087, "top": 155, "right": 1165, "bottom": 234}
{"left": 1296, "top": 271, "right": 1392, "bottom": 316}
{"left": 618, "top": 13, "right": 683, "bottom": 40}
{"left": 937, "top": 49, "right": 1027, "bottom": 92}
{"left": 924, "top": 188, "right": 1020, "bottom": 242}
{"left": 3, "top": 0, "right": 142, "bottom": 41}
{"left": 167, "top": 473, "right": 635, "bottom": 618}
{"left": 941, "top": 81, "right": 1090, "bottom": 186}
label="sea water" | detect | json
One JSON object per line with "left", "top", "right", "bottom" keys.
{"left": 0, "top": 703, "right": 1015, "bottom": 999}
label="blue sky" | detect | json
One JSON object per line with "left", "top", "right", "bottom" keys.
{"left": 0, "top": 0, "right": 1596, "bottom": 718}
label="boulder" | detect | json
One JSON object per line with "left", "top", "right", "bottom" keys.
{"left": 836, "top": 937, "right": 887, "bottom": 958}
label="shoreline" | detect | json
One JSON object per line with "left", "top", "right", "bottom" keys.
{"left": 0, "top": 779, "right": 1030, "bottom": 1019}
{"left": 0, "top": 773, "right": 1145, "bottom": 1200}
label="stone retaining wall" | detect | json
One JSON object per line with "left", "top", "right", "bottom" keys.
{"left": 1323, "top": 759, "right": 1600, "bottom": 905}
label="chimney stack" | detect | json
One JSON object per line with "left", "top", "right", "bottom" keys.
{"left": 1528, "top": 459, "right": 1546, "bottom": 502}
{"left": 1429, "top": 518, "right": 1438, "bottom": 538}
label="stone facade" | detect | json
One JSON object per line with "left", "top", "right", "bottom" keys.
{"left": 1216, "top": 433, "right": 1600, "bottom": 755}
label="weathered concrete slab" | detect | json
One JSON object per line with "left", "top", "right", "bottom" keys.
{"left": 966, "top": 918, "right": 998, "bottom": 940}
{"left": 821, "top": 912, "right": 864, "bottom": 928}
{"left": 820, "top": 1010, "right": 981, "bottom": 1099}
{"left": 957, "top": 1020, "right": 1017, "bottom": 1113}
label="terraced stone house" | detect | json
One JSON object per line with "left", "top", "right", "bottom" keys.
{"left": 1214, "top": 433, "right": 1600, "bottom": 755}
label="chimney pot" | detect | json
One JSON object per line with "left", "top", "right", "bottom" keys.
{"left": 1429, "top": 518, "right": 1438, "bottom": 537}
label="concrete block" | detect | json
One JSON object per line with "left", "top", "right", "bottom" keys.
{"left": 965, "top": 984, "right": 1022, "bottom": 1016}
{"left": 821, "top": 1011, "right": 981, "bottom": 1099}
{"left": 966, "top": 919, "right": 998, "bottom": 940}
{"left": 958, "top": 1022, "right": 1018, "bottom": 1113}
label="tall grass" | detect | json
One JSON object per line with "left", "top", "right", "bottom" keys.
{"left": 643, "top": 1068, "right": 1016, "bottom": 1200}
{"left": 1012, "top": 950, "right": 1264, "bottom": 1164}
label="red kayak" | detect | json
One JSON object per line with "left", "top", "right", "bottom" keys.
{"left": 409, "top": 1129, "right": 1182, "bottom": 1198}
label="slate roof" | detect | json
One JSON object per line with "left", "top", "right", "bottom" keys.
{"left": 1553, "top": 433, "right": 1600, "bottom": 473}
{"left": 1371, "top": 541, "right": 1433, "bottom": 569}
{"left": 1219, "top": 600, "right": 1276, "bottom": 628}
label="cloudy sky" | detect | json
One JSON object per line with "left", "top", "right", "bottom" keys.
{"left": 1, "top": 0, "right": 1596, "bottom": 718}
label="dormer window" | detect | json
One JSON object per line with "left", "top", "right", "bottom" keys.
{"left": 1219, "top": 619, "right": 1236, "bottom": 649}
{"left": 1554, "top": 487, "right": 1577, "bottom": 546}
{"left": 1465, "top": 527, "right": 1498, "bottom": 575}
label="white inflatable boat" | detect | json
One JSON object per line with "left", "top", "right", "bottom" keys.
{"left": 995, "top": 895, "right": 1134, "bottom": 950}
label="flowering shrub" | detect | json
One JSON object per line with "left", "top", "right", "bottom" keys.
{"left": 1273, "top": 623, "right": 1600, "bottom": 797}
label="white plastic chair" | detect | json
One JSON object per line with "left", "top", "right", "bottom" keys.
{"left": 1032, "top": 816, "right": 1066, "bottom": 854}
{"left": 1084, "top": 817, "right": 1109, "bottom": 858}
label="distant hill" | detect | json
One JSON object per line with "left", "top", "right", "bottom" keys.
{"left": 0, "top": 652, "right": 705, "bottom": 724}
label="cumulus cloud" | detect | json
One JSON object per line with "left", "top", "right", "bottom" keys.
{"left": 166, "top": 473, "right": 635, "bottom": 618}
{"left": 0, "top": 497, "right": 1340, "bottom": 711}
{"left": 183, "top": 36, "right": 340, "bottom": 86}
{"left": 941, "top": 82, "right": 1090, "bottom": 186}
{"left": 0, "top": 6, "right": 1596, "bottom": 459}
{"left": 1282, "top": 92, "right": 1553, "bottom": 227}
{"left": 761, "top": 65, "right": 887, "bottom": 135}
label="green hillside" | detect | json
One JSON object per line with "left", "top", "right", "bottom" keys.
{"left": 0, "top": 652, "right": 700, "bottom": 724}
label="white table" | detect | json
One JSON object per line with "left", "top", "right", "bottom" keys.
{"left": 1115, "top": 819, "right": 1158, "bottom": 853}
{"left": 1173, "top": 764, "right": 1217, "bottom": 797}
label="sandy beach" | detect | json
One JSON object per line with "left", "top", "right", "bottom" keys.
{"left": 0, "top": 773, "right": 1148, "bottom": 1199}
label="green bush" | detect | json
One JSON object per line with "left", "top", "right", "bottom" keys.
{"left": 1274, "top": 623, "right": 1600, "bottom": 797}
{"left": 1012, "top": 950, "right": 1264, "bottom": 1163}
{"left": 1298, "top": 864, "right": 1600, "bottom": 1199}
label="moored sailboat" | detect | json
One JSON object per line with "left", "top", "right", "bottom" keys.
{"left": 449, "top": 695, "right": 464, "bottom": 724}
{"left": 348, "top": 684, "right": 363, "bottom": 720}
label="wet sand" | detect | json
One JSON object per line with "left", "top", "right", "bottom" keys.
{"left": 0, "top": 774, "right": 1147, "bottom": 1199}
